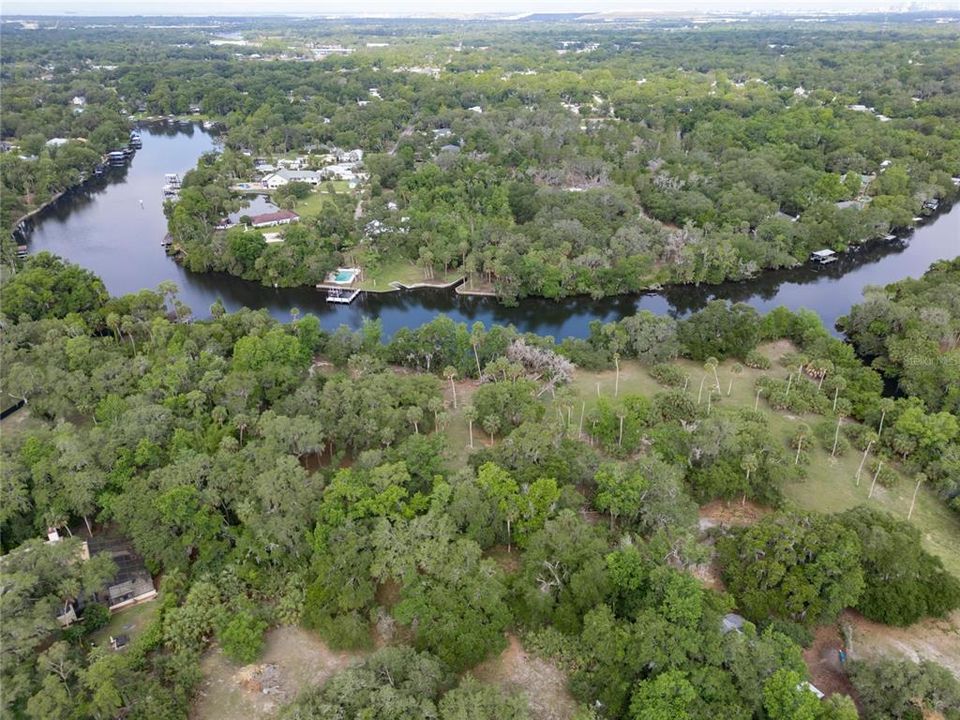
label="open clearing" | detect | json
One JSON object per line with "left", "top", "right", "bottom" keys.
{"left": 437, "top": 344, "right": 960, "bottom": 574}
{"left": 91, "top": 601, "right": 158, "bottom": 649}
{"left": 469, "top": 634, "right": 577, "bottom": 720}
{"left": 190, "top": 626, "right": 365, "bottom": 720}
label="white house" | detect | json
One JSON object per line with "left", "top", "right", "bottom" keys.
{"left": 263, "top": 169, "right": 324, "bottom": 188}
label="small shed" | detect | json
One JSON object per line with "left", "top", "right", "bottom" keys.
{"left": 810, "top": 249, "right": 837, "bottom": 265}
{"left": 721, "top": 613, "right": 746, "bottom": 635}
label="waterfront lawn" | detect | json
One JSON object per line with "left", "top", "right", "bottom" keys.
{"left": 356, "top": 257, "right": 462, "bottom": 292}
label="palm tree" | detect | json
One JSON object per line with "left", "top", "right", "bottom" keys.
{"left": 470, "top": 322, "right": 485, "bottom": 377}
{"left": 482, "top": 414, "right": 500, "bottom": 444}
{"left": 617, "top": 405, "right": 627, "bottom": 447}
{"left": 705, "top": 357, "right": 720, "bottom": 392}
{"left": 740, "top": 453, "right": 759, "bottom": 505}
{"left": 463, "top": 405, "right": 477, "bottom": 449}
{"left": 613, "top": 352, "right": 621, "bottom": 398}
{"left": 407, "top": 406, "right": 423, "bottom": 435}
{"left": 428, "top": 397, "right": 444, "bottom": 430}
{"left": 908, "top": 473, "right": 926, "bottom": 520}
{"left": 831, "top": 415, "right": 844, "bottom": 457}
{"left": 855, "top": 438, "right": 875, "bottom": 486}
{"left": 793, "top": 423, "right": 811, "bottom": 464}
{"left": 727, "top": 363, "right": 744, "bottom": 396}
{"left": 443, "top": 366, "right": 458, "bottom": 408}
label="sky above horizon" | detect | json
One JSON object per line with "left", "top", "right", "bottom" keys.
{"left": 3, "top": 0, "right": 954, "bottom": 16}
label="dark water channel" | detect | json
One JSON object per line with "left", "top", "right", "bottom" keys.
{"left": 26, "top": 123, "right": 960, "bottom": 338}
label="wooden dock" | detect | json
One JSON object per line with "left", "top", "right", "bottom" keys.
{"left": 317, "top": 284, "right": 361, "bottom": 304}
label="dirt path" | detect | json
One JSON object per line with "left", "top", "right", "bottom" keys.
{"left": 804, "top": 623, "right": 858, "bottom": 702}
{"left": 190, "top": 626, "right": 365, "bottom": 720}
{"left": 844, "top": 609, "right": 960, "bottom": 679}
{"left": 469, "top": 634, "right": 577, "bottom": 720}
{"left": 801, "top": 609, "right": 960, "bottom": 716}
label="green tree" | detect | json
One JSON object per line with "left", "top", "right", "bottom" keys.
{"left": 218, "top": 611, "right": 268, "bottom": 664}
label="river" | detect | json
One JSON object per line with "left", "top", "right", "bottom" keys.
{"left": 25, "top": 123, "right": 960, "bottom": 338}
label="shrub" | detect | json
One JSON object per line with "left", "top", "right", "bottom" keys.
{"left": 744, "top": 350, "right": 771, "bottom": 370}
{"left": 218, "top": 611, "right": 268, "bottom": 664}
{"left": 814, "top": 420, "right": 850, "bottom": 456}
{"left": 81, "top": 602, "right": 111, "bottom": 634}
{"left": 756, "top": 376, "right": 829, "bottom": 415}
{"left": 649, "top": 363, "right": 689, "bottom": 388}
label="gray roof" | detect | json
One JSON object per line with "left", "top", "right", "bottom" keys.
{"left": 274, "top": 169, "right": 322, "bottom": 181}
{"left": 721, "top": 613, "right": 746, "bottom": 634}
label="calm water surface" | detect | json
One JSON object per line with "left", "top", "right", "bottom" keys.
{"left": 27, "top": 124, "right": 960, "bottom": 338}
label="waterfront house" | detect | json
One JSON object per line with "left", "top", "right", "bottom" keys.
{"left": 250, "top": 209, "right": 300, "bottom": 228}
{"left": 810, "top": 249, "right": 838, "bottom": 264}
{"left": 263, "top": 169, "right": 323, "bottom": 188}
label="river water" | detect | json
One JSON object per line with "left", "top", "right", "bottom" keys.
{"left": 26, "top": 123, "right": 960, "bottom": 338}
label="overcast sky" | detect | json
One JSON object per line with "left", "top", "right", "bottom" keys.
{"left": 3, "top": 0, "right": 952, "bottom": 16}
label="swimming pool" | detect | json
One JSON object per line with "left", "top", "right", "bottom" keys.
{"left": 329, "top": 268, "right": 360, "bottom": 284}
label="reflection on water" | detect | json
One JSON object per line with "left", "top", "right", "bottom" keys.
{"left": 25, "top": 123, "right": 960, "bottom": 338}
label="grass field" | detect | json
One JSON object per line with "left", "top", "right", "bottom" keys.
{"left": 292, "top": 186, "right": 349, "bottom": 216}
{"left": 439, "top": 342, "right": 960, "bottom": 577}
{"left": 90, "top": 601, "right": 159, "bottom": 649}
{"left": 356, "top": 257, "right": 463, "bottom": 292}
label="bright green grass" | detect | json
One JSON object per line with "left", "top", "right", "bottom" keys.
{"left": 292, "top": 190, "right": 339, "bottom": 216}
{"left": 564, "top": 345, "right": 960, "bottom": 577}
{"left": 90, "top": 601, "right": 159, "bottom": 649}
{"left": 356, "top": 257, "right": 462, "bottom": 292}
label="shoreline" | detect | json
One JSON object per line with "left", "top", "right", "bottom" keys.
{"left": 10, "top": 190, "right": 67, "bottom": 239}
{"left": 194, "top": 198, "right": 955, "bottom": 307}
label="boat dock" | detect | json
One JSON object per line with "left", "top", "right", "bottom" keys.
{"left": 317, "top": 267, "right": 362, "bottom": 303}
{"left": 319, "top": 286, "right": 362, "bottom": 303}
{"left": 162, "top": 173, "right": 182, "bottom": 200}
{"left": 810, "top": 249, "right": 838, "bottom": 265}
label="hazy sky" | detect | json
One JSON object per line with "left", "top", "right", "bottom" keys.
{"left": 3, "top": 0, "right": 949, "bottom": 16}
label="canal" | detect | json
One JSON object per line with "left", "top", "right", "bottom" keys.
{"left": 25, "top": 123, "right": 960, "bottom": 338}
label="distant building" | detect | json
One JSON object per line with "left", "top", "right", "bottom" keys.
{"left": 46, "top": 138, "right": 70, "bottom": 148}
{"left": 250, "top": 209, "right": 299, "bottom": 228}
{"left": 263, "top": 169, "right": 323, "bottom": 188}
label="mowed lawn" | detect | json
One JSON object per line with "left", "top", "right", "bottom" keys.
{"left": 440, "top": 342, "right": 960, "bottom": 577}
{"left": 356, "top": 257, "right": 463, "bottom": 292}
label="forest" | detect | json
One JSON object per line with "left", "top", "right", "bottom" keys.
{"left": 2, "top": 13, "right": 960, "bottom": 720}
{"left": 2, "top": 250, "right": 960, "bottom": 719}
{"left": 2, "top": 17, "right": 958, "bottom": 297}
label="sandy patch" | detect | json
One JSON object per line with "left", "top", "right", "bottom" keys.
{"left": 190, "top": 626, "right": 365, "bottom": 720}
{"left": 470, "top": 634, "right": 577, "bottom": 720}
{"left": 698, "top": 499, "right": 771, "bottom": 530}
{"left": 843, "top": 609, "right": 960, "bottom": 679}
